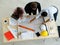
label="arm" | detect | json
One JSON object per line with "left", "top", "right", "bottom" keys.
{"left": 29, "top": 14, "right": 41, "bottom": 23}
{"left": 42, "top": 19, "right": 50, "bottom": 24}
{"left": 24, "top": 3, "right": 31, "bottom": 14}
{"left": 49, "top": 11, "right": 54, "bottom": 21}
{"left": 37, "top": 3, "right": 41, "bottom": 13}
{"left": 24, "top": 4, "right": 29, "bottom": 13}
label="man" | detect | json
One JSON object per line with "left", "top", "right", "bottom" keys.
{"left": 24, "top": 2, "right": 41, "bottom": 15}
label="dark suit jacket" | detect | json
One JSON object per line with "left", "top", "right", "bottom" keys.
{"left": 24, "top": 2, "right": 41, "bottom": 15}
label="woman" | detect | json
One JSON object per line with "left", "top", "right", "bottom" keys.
{"left": 9, "top": 7, "right": 24, "bottom": 38}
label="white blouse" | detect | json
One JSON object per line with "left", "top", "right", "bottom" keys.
{"left": 36, "top": 6, "right": 58, "bottom": 21}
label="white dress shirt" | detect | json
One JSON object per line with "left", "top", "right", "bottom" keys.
{"left": 36, "top": 6, "right": 58, "bottom": 21}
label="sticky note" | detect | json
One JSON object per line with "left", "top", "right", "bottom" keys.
{"left": 4, "top": 31, "right": 14, "bottom": 41}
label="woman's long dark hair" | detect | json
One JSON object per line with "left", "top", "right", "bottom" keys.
{"left": 11, "top": 7, "right": 24, "bottom": 20}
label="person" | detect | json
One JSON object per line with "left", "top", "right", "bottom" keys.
{"left": 10, "top": 7, "right": 24, "bottom": 26}
{"left": 24, "top": 1, "right": 41, "bottom": 15}
{"left": 8, "top": 7, "right": 24, "bottom": 38}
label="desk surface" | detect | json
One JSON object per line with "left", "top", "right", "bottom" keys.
{"left": 2, "top": 15, "right": 59, "bottom": 42}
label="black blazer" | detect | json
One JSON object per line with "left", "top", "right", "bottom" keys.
{"left": 24, "top": 2, "right": 41, "bottom": 15}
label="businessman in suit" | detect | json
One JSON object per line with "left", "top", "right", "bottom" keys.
{"left": 24, "top": 2, "right": 41, "bottom": 15}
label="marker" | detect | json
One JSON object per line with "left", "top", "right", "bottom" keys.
{"left": 18, "top": 25, "right": 35, "bottom": 32}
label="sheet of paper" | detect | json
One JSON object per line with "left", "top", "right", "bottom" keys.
{"left": 8, "top": 26, "right": 17, "bottom": 38}
{"left": 21, "top": 31, "right": 35, "bottom": 39}
{"left": 9, "top": 18, "right": 17, "bottom": 25}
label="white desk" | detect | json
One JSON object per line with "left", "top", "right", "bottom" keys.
{"left": 2, "top": 15, "right": 58, "bottom": 42}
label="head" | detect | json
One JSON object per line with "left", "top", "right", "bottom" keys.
{"left": 41, "top": 11, "right": 47, "bottom": 17}
{"left": 11, "top": 7, "right": 24, "bottom": 20}
{"left": 14, "top": 7, "right": 24, "bottom": 17}
{"left": 31, "top": 2, "right": 37, "bottom": 10}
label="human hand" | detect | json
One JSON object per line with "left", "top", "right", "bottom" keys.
{"left": 26, "top": 15, "right": 30, "bottom": 18}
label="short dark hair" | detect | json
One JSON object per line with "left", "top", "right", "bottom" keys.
{"left": 41, "top": 11, "right": 47, "bottom": 17}
{"left": 11, "top": 7, "right": 24, "bottom": 20}
{"left": 31, "top": 2, "right": 37, "bottom": 8}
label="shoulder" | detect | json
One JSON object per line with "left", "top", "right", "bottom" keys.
{"left": 25, "top": 2, "right": 32, "bottom": 6}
